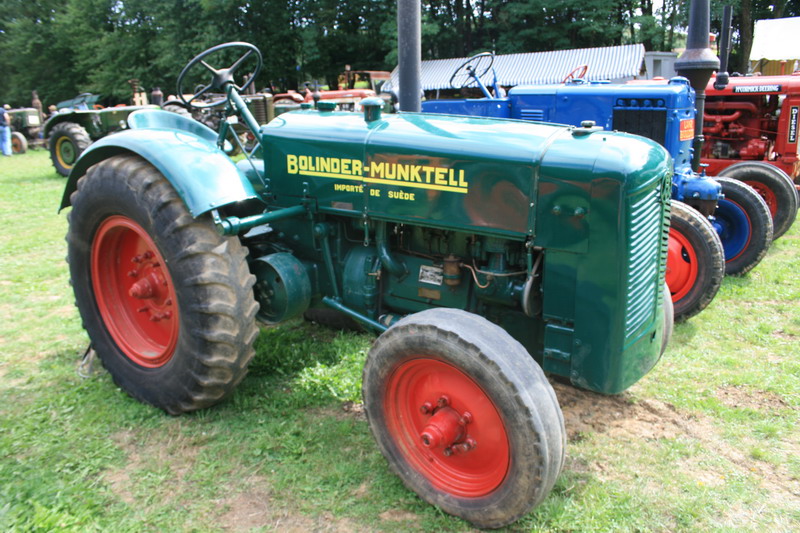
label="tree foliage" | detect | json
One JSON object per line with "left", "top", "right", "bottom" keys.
{"left": 0, "top": 0, "right": 796, "bottom": 108}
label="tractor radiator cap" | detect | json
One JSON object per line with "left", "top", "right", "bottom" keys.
{"left": 361, "top": 97, "right": 384, "bottom": 122}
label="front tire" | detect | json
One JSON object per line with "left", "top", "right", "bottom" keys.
{"left": 718, "top": 162, "right": 798, "bottom": 240}
{"left": 713, "top": 177, "right": 773, "bottom": 276}
{"left": 67, "top": 155, "right": 259, "bottom": 414}
{"left": 666, "top": 201, "right": 725, "bottom": 321}
{"left": 49, "top": 122, "right": 91, "bottom": 176}
{"left": 363, "top": 308, "right": 565, "bottom": 529}
{"left": 11, "top": 131, "right": 27, "bottom": 154}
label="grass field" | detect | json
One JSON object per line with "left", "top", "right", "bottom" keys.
{"left": 1, "top": 149, "right": 798, "bottom": 532}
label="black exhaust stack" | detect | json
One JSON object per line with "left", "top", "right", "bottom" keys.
{"left": 714, "top": 6, "right": 734, "bottom": 90}
{"left": 675, "top": 0, "right": 720, "bottom": 171}
{"left": 397, "top": 0, "right": 422, "bottom": 112}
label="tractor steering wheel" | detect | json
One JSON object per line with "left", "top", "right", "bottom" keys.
{"left": 449, "top": 52, "right": 495, "bottom": 90}
{"left": 562, "top": 64, "right": 588, "bottom": 84}
{"left": 177, "top": 42, "right": 263, "bottom": 109}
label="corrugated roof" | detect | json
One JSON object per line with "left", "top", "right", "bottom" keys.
{"left": 389, "top": 44, "right": 646, "bottom": 91}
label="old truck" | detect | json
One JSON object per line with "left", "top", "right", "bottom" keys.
{"left": 60, "top": 43, "right": 672, "bottom": 528}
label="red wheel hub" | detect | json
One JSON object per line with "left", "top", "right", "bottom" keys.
{"left": 744, "top": 180, "right": 778, "bottom": 218}
{"left": 384, "top": 358, "right": 510, "bottom": 497}
{"left": 91, "top": 216, "right": 179, "bottom": 367}
{"left": 666, "top": 227, "right": 699, "bottom": 303}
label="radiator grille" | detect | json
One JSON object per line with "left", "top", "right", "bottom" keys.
{"left": 625, "top": 183, "right": 665, "bottom": 339}
{"left": 613, "top": 109, "right": 667, "bottom": 146}
{"left": 519, "top": 108, "right": 545, "bottom": 121}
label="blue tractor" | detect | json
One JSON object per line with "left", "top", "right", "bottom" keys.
{"left": 422, "top": 54, "right": 774, "bottom": 322}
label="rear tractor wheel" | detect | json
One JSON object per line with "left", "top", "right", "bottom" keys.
{"left": 718, "top": 161, "right": 798, "bottom": 240}
{"left": 713, "top": 177, "right": 773, "bottom": 276}
{"left": 362, "top": 308, "right": 565, "bottom": 529}
{"left": 666, "top": 201, "right": 725, "bottom": 321}
{"left": 49, "top": 122, "right": 91, "bottom": 176}
{"left": 66, "top": 155, "right": 259, "bottom": 414}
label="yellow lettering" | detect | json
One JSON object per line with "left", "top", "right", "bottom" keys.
{"left": 422, "top": 166, "right": 434, "bottom": 183}
{"left": 370, "top": 161, "right": 384, "bottom": 177}
{"left": 370, "top": 188, "right": 381, "bottom": 197}
{"left": 410, "top": 165, "right": 422, "bottom": 182}
{"left": 287, "top": 154, "right": 298, "bottom": 174}
{"left": 352, "top": 160, "right": 363, "bottom": 176}
{"left": 330, "top": 158, "right": 340, "bottom": 173}
{"left": 397, "top": 164, "right": 409, "bottom": 181}
{"left": 434, "top": 167, "right": 447, "bottom": 186}
{"left": 448, "top": 169, "right": 457, "bottom": 186}
{"left": 458, "top": 169, "right": 469, "bottom": 188}
{"left": 385, "top": 163, "right": 396, "bottom": 180}
{"left": 341, "top": 159, "right": 350, "bottom": 175}
{"left": 319, "top": 157, "right": 330, "bottom": 173}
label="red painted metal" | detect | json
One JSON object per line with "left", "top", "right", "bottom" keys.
{"left": 745, "top": 180, "right": 778, "bottom": 217}
{"left": 666, "top": 228, "right": 699, "bottom": 303}
{"left": 703, "top": 73, "right": 800, "bottom": 183}
{"left": 384, "top": 358, "right": 510, "bottom": 497}
{"left": 91, "top": 216, "right": 179, "bottom": 368}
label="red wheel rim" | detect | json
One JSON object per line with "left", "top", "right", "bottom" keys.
{"left": 91, "top": 216, "right": 179, "bottom": 368}
{"left": 666, "top": 227, "right": 699, "bottom": 303}
{"left": 744, "top": 180, "right": 778, "bottom": 218}
{"left": 384, "top": 358, "right": 510, "bottom": 497}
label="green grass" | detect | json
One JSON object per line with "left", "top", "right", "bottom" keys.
{"left": 1, "top": 149, "right": 799, "bottom": 531}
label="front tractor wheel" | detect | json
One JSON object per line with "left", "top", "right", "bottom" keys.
{"left": 666, "top": 201, "right": 725, "bottom": 321}
{"left": 11, "top": 131, "right": 27, "bottom": 154}
{"left": 49, "top": 122, "right": 91, "bottom": 176}
{"left": 713, "top": 177, "right": 773, "bottom": 276}
{"left": 718, "top": 162, "right": 798, "bottom": 240}
{"left": 67, "top": 155, "right": 259, "bottom": 414}
{"left": 363, "top": 308, "right": 565, "bottom": 529}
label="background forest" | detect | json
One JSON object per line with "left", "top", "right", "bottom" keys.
{"left": 0, "top": 1, "right": 798, "bottom": 108}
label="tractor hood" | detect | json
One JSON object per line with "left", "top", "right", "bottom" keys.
{"left": 261, "top": 109, "right": 672, "bottom": 241}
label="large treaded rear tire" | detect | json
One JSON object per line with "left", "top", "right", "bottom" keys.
{"left": 718, "top": 161, "right": 798, "bottom": 240}
{"left": 666, "top": 201, "right": 725, "bottom": 322}
{"left": 363, "top": 308, "right": 565, "bottom": 529}
{"left": 67, "top": 155, "right": 259, "bottom": 414}
{"left": 49, "top": 122, "right": 91, "bottom": 176}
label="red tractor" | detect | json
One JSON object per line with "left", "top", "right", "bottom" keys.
{"left": 702, "top": 74, "right": 800, "bottom": 239}
{"left": 272, "top": 69, "right": 391, "bottom": 111}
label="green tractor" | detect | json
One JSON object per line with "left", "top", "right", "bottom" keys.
{"left": 7, "top": 107, "right": 45, "bottom": 153}
{"left": 60, "top": 43, "right": 673, "bottom": 528}
{"left": 44, "top": 93, "right": 158, "bottom": 176}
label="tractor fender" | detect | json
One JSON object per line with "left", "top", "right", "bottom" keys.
{"left": 59, "top": 109, "right": 258, "bottom": 216}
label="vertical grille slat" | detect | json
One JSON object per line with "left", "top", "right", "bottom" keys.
{"left": 624, "top": 183, "right": 665, "bottom": 339}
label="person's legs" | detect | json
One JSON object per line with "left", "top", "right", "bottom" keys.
{"left": 0, "top": 125, "right": 11, "bottom": 156}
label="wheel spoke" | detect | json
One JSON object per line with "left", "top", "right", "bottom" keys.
{"left": 229, "top": 49, "right": 253, "bottom": 73}
{"left": 199, "top": 59, "right": 217, "bottom": 74}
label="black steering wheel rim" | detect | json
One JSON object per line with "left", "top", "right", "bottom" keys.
{"left": 449, "top": 52, "right": 495, "bottom": 90}
{"left": 177, "top": 42, "right": 263, "bottom": 109}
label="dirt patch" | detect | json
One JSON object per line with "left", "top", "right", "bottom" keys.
{"left": 105, "top": 426, "right": 200, "bottom": 506}
{"left": 551, "top": 380, "right": 800, "bottom": 503}
{"left": 379, "top": 509, "right": 421, "bottom": 522}
{"left": 715, "top": 385, "right": 790, "bottom": 411}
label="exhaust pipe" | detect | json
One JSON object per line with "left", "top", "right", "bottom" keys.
{"left": 714, "top": 5, "right": 734, "bottom": 90}
{"left": 675, "top": 0, "right": 720, "bottom": 171}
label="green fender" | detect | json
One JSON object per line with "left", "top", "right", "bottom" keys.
{"left": 59, "top": 109, "right": 259, "bottom": 217}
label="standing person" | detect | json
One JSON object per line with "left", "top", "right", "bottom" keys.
{"left": 0, "top": 105, "right": 11, "bottom": 156}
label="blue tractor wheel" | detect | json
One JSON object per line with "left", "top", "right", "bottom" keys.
{"left": 712, "top": 177, "right": 773, "bottom": 276}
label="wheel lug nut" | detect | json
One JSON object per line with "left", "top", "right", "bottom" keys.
{"left": 437, "top": 395, "right": 450, "bottom": 408}
{"left": 165, "top": 298, "right": 172, "bottom": 305}
{"left": 132, "top": 255, "right": 143, "bottom": 263}
{"left": 443, "top": 447, "right": 453, "bottom": 457}
{"left": 460, "top": 411, "right": 473, "bottom": 425}
{"left": 420, "top": 402, "right": 433, "bottom": 414}
{"left": 143, "top": 251, "right": 154, "bottom": 259}
{"left": 127, "top": 270, "right": 138, "bottom": 277}
{"left": 137, "top": 307, "right": 149, "bottom": 313}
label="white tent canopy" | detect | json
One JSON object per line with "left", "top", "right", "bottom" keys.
{"left": 749, "top": 17, "right": 800, "bottom": 61}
